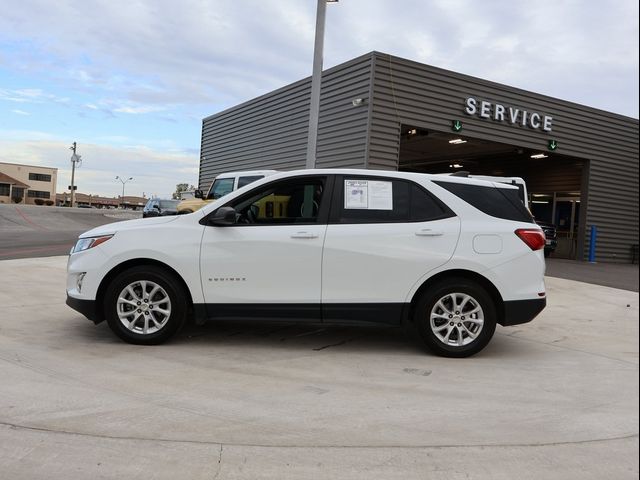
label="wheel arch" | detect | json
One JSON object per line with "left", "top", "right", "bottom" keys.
{"left": 94, "top": 258, "right": 194, "bottom": 324}
{"left": 407, "top": 269, "right": 505, "bottom": 326}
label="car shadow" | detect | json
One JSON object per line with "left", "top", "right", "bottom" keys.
{"left": 70, "top": 317, "right": 529, "bottom": 359}
{"left": 174, "top": 320, "right": 424, "bottom": 355}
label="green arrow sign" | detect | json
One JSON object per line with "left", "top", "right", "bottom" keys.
{"left": 548, "top": 139, "right": 558, "bottom": 151}
{"left": 452, "top": 120, "right": 463, "bottom": 132}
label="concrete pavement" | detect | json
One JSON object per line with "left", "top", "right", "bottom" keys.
{"left": 0, "top": 256, "right": 638, "bottom": 479}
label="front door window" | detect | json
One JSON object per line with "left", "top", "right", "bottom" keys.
{"left": 230, "top": 178, "right": 325, "bottom": 224}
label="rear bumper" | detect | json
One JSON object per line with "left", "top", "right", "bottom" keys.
{"left": 66, "top": 295, "right": 101, "bottom": 324}
{"left": 501, "top": 298, "right": 546, "bottom": 326}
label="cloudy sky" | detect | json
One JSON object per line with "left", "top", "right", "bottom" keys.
{"left": 1, "top": 0, "right": 638, "bottom": 198}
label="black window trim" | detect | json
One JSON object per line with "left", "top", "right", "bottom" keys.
{"left": 328, "top": 174, "right": 455, "bottom": 225}
{"left": 201, "top": 174, "right": 335, "bottom": 227}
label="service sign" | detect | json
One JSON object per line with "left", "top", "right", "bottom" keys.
{"left": 464, "top": 97, "right": 553, "bottom": 132}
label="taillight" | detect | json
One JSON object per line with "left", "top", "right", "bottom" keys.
{"left": 515, "top": 228, "right": 545, "bottom": 251}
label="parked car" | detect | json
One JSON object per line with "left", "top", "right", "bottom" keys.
{"left": 66, "top": 169, "right": 546, "bottom": 357}
{"left": 142, "top": 198, "right": 179, "bottom": 218}
{"left": 177, "top": 170, "right": 278, "bottom": 214}
{"left": 535, "top": 220, "right": 558, "bottom": 257}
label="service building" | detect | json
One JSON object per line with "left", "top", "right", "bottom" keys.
{"left": 199, "top": 52, "right": 639, "bottom": 263}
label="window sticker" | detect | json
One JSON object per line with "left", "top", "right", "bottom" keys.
{"left": 368, "top": 181, "right": 393, "bottom": 210}
{"left": 345, "top": 180, "right": 368, "bottom": 209}
{"left": 344, "top": 179, "right": 393, "bottom": 210}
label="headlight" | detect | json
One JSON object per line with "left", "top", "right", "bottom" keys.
{"left": 72, "top": 235, "right": 113, "bottom": 253}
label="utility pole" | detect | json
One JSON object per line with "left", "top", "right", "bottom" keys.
{"left": 69, "top": 142, "right": 81, "bottom": 208}
{"left": 305, "top": 0, "right": 338, "bottom": 169}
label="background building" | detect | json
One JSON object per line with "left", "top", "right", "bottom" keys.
{"left": 55, "top": 193, "right": 147, "bottom": 209}
{"left": 200, "top": 52, "right": 639, "bottom": 263}
{"left": 0, "top": 161, "right": 58, "bottom": 205}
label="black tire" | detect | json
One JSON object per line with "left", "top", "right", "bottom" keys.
{"left": 414, "top": 278, "right": 497, "bottom": 358}
{"left": 104, "top": 266, "right": 188, "bottom": 345}
{"left": 544, "top": 250, "right": 551, "bottom": 258}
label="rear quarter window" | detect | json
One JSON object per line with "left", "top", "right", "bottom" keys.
{"left": 433, "top": 181, "right": 533, "bottom": 223}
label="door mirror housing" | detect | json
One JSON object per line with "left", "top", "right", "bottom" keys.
{"left": 209, "top": 206, "right": 236, "bottom": 226}
{"left": 194, "top": 189, "right": 204, "bottom": 199}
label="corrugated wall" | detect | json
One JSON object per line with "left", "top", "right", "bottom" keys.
{"left": 199, "top": 54, "right": 373, "bottom": 191}
{"left": 369, "top": 53, "right": 639, "bottom": 262}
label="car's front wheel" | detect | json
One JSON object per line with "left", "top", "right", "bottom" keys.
{"left": 414, "top": 278, "right": 497, "bottom": 357}
{"left": 104, "top": 266, "right": 187, "bottom": 345}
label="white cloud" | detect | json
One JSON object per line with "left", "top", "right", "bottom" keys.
{"left": 14, "top": 2, "right": 640, "bottom": 115}
{"left": 0, "top": 87, "right": 69, "bottom": 104}
{"left": 112, "top": 104, "right": 166, "bottom": 114}
{"left": 11, "top": 109, "right": 30, "bottom": 115}
{"left": 0, "top": 0, "right": 637, "bottom": 126}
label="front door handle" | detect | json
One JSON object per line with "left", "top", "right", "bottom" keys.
{"left": 415, "top": 229, "right": 444, "bottom": 236}
{"left": 291, "top": 232, "right": 319, "bottom": 239}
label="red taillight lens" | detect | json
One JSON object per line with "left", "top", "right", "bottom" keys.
{"left": 515, "top": 228, "right": 546, "bottom": 251}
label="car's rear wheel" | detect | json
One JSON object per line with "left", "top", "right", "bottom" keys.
{"left": 104, "top": 266, "right": 187, "bottom": 345}
{"left": 414, "top": 278, "right": 497, "bottom": 357}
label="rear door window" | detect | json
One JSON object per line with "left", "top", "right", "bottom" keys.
{"left": 332, "top": 176, "right": 454, "bottom": 224}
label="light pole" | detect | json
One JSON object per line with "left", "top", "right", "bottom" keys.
{"left": 305, "top": 0, "right": 338, "bottom": 169}
{"left": 115, "top": 176, "right": 133, "bottom": 209}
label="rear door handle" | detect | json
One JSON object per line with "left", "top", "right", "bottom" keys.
{"left": 415, "top": 229, "right": 444, "bottom": 236}
{"left": 290, "top": 232, "right": 319, "bottom": 239}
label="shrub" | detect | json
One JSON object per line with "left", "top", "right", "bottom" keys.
{"left": 12, "top": 196, "right": 22, "bottom": 204}
{"left": 34, "top": 198, "right": 45, "bottom": 205}
{"left": 45, "top": 200, "right": 54, "bottom": 206}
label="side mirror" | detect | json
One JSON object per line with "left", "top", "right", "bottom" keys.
{"left": 209, "top": 206, "right": 236, "bottom": 226}
{"left": 194, "top": 189, "right": 204, "bottom": 199}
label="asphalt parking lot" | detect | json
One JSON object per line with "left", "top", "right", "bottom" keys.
{"left": 0, "top": 256, "right": 638, "bottom": 479}
{"left": 0, "top": 204, "right": 141, "bottom": 260}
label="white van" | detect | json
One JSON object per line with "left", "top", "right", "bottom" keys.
{"left": 177, "top": 170, "right": 278, "bottom": 214}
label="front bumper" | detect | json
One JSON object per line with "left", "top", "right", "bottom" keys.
{"left": 501, "top": 297, "right": 546, "bottom": 326}
{"left": 66, "top": 295, "right": 101, "bottom": 324}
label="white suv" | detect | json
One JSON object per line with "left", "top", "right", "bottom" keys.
{"left": 66, "top": 169, "right": 546, "bottom": 357}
